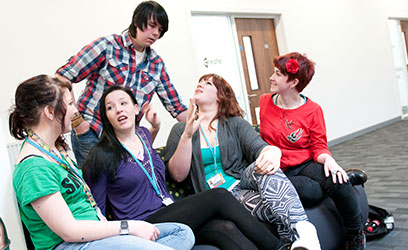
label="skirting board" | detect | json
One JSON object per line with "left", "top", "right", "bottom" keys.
{"left": 328, "top": 116, "right": 403, "bottom": 147}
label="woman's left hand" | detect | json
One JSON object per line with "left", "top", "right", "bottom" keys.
{"left": 322, "top": 155, "right": 348, "bottom": 184}
{"left": 254, "top": 146, "right": 282, "bottom": 175}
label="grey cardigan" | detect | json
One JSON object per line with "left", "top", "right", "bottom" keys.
{"left": 164, "top": 116, "right": 268, "bottom": 193}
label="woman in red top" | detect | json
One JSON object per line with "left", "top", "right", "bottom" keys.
{"left": 259, "top": 52, "right": 364, "bottom": 250}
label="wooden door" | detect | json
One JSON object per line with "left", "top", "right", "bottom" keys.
{"left": 401, "top": 21, "right": 408, "bottom": 72}
{"left": 235, "top": 18, "right": 279, "bottom": 125}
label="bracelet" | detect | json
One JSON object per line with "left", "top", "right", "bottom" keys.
{"left": 71, "top": 112, "right": 85, "bottom": 128}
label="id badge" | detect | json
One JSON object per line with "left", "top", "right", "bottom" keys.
{"left": 162, "top": 197, "right": 174, "bottom": 206}
{"left": 207, "top": 173, "right": 225, "bottom": 189}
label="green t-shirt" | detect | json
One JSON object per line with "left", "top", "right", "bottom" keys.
{"left": 13, "top": 156, "right": 98, "bottom": 250}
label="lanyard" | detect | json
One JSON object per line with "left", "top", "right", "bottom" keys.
{"left": 121, "top": 132, "right": 163, "bottom": 199}
{"left": 200, "top": 120, "right": 219, "bottom": 170}
{"left": 25, "top": 131, "right": 97, "bottom": 207}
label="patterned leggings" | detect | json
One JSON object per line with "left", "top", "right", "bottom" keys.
{"left": 231, "top": 163, "right": 308, "bottom": 241}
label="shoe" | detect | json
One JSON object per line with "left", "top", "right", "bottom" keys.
{"left": 346, "top": 168, "right": 368, "bottom": 186}
{"left": 291, "top": 221, "right": 321, "bottom": 250}
{"left": 347, "top": 230, "right": 366, "bottom": 250}
{"left": 277, "top": 243, "right": 292, "bottom": 250}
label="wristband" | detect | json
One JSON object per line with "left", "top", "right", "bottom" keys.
{"left": 120, "top": 220, "right": 129, "bottom": 235}
{"left": 71, "top": 112, "right": 84, "bottom": 128}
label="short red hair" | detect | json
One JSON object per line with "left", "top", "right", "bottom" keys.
{"left": 273, "top": 52, "right": 315, "bottom": 92}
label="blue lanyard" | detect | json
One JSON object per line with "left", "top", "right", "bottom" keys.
{"left": 25, "top": 138, "right": 83, "bottom": 182}
{"left": 121, "top": 133, "right": 162, "bottom": 198}
{"left": 199, "top": 120, "right": 219, "bottom": 169}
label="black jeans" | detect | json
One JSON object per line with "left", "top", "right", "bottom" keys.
{"left": 146, "top": 188, "right": 284, "bottom": 250}
{"left": 284, "top": 161, "right": 363, "bottom": 234}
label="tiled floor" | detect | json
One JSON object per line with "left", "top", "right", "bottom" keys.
{"left": 329, "top": 119, "right": 408, "bottom": 250}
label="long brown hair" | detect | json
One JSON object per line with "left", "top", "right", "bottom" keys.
{"left": 198, "top": 74, "right": 244, "bottom": 130}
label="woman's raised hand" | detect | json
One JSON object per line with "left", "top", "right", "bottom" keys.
{"left": 183, "top": 99, "right": 203, "bottom": 138}
{"left": 142, "top": 102, "right": 161, "bottom": 130}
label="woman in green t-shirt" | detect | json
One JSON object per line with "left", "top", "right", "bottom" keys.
{"left": 9, "top": 74, "right": 194, "bottom": 250}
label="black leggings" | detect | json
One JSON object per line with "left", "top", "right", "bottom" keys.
{"left": 146, "top": 188, "right": 284, "bottom": 250}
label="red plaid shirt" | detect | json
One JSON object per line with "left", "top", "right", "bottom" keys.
{"left": 57, "top": 32, "right": 186, "bottom": 135}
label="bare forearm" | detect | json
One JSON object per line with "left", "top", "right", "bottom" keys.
{"left": 59, "top": 220, "right": 121, "bottom": 242}
{"left": 176, "top": 110, "right": 187, "bottom": 122}
{"left": 149, "top": 126, "right": 160, "bottom": 143}
{"left": 168, "top": 133, "right": 193, "bottom": 182}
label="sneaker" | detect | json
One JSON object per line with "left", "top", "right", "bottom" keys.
{"left": 347, "top": 230, "right": 365, "bottom": 250}
{"left": 291, "top": 221, "right": 321, "bottom": 250}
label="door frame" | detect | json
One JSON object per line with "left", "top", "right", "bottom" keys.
{"left": 231, "top": 14, "right": 284, "bottom": 123}
{"left": 188, "top": 10, "right": 285, "bottom": 123}
{"left": 387, "top": 18, "right": 408, "bottom": 117}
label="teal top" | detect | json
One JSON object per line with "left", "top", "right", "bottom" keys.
{"left": 202, "top": 146, "right": 238, "bottom": 190}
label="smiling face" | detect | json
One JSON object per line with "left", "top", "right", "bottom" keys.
{"left": 104, "top": 90, "right": 139, "bottom": 133}
{"left": 269, "top": 67, "right": 294, "bottom": 94}
{"left": 61, "top": 88, "right": 78, "bottom": 133}
{"left": 193, "top": 77, "right": 218, "bottom": 106}
{"left": 132, "top": 16, "right": 163, "bottom": 52}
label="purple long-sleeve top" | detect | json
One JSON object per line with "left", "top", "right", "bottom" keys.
{"left": 86, "top": 126, "right": 174, "bottom": 220}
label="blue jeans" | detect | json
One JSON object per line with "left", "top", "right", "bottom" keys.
{"left": 53, "top": 222, "right": 194, "bottom": 250}
{"left": 71, "top": 128, "right": 99, "bottom": 167}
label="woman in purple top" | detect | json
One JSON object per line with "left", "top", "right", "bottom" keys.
{"left": 83, "top": 85, "right": 294, "bottom": 250}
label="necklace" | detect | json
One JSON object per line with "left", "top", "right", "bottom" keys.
{"left": 276, "top": 94, "right": 303, "bottom": 109}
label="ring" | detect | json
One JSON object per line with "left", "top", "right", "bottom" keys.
{"left": 331, "top": 170, "right": 339, "bottom": 175}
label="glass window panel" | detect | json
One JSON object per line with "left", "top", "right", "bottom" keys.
{"left": 243, "top": 36, "right": 259, "bottom": 90}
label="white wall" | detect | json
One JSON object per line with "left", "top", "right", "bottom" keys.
{"left": 0, "top": 117, "right": 27, "bottom": 249}
{"left": 1, "top": 0, "right": 408, "bottom": 244}
{"left": 1, "top": 0, "right": 407, "bottom": 146}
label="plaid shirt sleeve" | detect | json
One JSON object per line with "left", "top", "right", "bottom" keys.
{"left": 155, "top": 64, "right": 187, "bottom": 117}
{"left": 56, "top": 37, "right": 108, "bottom": 83}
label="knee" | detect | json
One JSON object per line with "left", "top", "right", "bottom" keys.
{"left": 208, "top": 188, "right": 232, "bottom": 198}
{"left": 289, "top": 176, "right": 325, "bottom": 207}
{"left": 217, "top": 220, "right": 237, "bottom": 234}
{"left": 177, "top": 223, "right": 195, "bottom": 246}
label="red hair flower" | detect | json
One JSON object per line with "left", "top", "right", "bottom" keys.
{"left": 286, "top": 59, "right": 299, "bottom": 74}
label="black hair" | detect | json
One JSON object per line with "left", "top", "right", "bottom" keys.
{"left": 82, "top": 85, "right": 138, "bottom": 182}
{"left": 127, "top": 1, "right": 168, "bottom": 39}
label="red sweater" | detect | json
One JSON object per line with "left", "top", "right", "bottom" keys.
{"left": 259, "top": 93, "right": 331, "bottom": 171}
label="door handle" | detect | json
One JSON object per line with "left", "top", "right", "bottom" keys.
{"left": 248, "top": 94, "right": 257, "bottom": 97}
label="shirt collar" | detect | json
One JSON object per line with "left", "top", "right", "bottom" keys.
{"left": 123, "top": 32, "right": 133, "bottom": 48}
{"left": 123, "top": 32, "right": 152, "bottom": 58}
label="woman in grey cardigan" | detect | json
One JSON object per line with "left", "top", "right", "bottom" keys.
{"left": 164, "top": 73, "right": 320, "bottom": 250}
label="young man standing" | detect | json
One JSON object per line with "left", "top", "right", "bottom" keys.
{"left": 55, "top": 1, "right": 187, "bottom": 166}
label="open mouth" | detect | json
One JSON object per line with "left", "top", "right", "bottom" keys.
{"left": 117, "top": 115, "right": 127, "bottom": 123}
{"left": 194, "top": 88, "right": 203, "bottom": 94}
